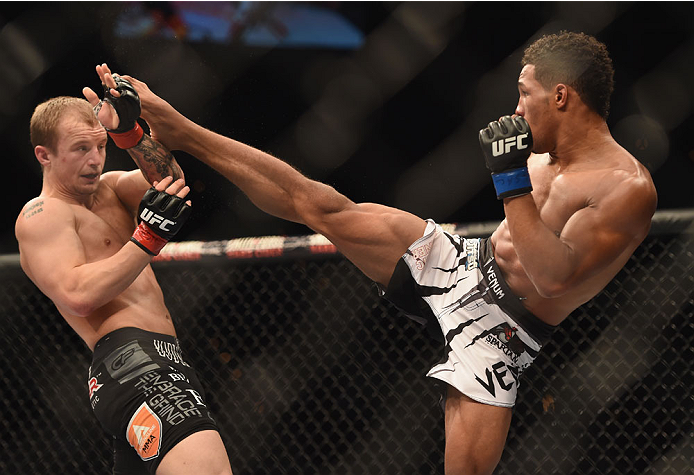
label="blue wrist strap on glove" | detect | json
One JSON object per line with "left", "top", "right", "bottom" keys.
{"left": 491, "top": 167, "right": 533, "bottom": 200}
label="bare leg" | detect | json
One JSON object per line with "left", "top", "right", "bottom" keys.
{"left": 156, "top": 430, "right": 233, "bottom": 475}
{"left": 444, "top": 386, "right": 512, "bottom": 475}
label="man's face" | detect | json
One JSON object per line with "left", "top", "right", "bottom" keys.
{"left": 515, "top": 64, "right": 554, "bottom": 153}
{"left": 48, "top": 114, "right": 107, "bottom": 196}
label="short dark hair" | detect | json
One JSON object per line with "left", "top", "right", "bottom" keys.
{"left": 522, "top": 31, "right": 615, "bottom": 119}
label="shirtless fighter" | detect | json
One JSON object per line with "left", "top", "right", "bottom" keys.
{"left": 125, "top": 32, "right": 657, "bottom": 474}
{"left": 15, "top": 65, "right": 233, "bottom": 474}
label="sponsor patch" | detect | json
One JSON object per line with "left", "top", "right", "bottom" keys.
{"left": 464, "top": 238, "right": 480, "bottom": 270}
{"left": 88, "top": 377, "right": 103, "bottom": 399}
{"left": 126, "top": 402, "right": 162, "bottom": 461}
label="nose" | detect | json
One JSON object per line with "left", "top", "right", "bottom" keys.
{"left": 515, "top": 99, "right": 524, "bottom": 117}
{"left": 86, "top": 146, "right": 103, "bottom": 165}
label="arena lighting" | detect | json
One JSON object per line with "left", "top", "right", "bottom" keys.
{"left": 0, "top": 23, "right": 47, "bottom": 116}
{"left": 113, "top": 1, "right": 365, "bottom": 49}
{"left": 292, "top": 2, "right": 465, "bottom": 172}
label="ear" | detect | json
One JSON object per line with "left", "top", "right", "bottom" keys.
{"left": 35, "top": 145, "right": 51, "bottom": 167}
{"left": 554, "top": 84, "right": 569, "bottom": 110}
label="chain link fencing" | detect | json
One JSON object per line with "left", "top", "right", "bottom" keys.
{"left": 0, "top": 211, "right": 692, "bottom": 474}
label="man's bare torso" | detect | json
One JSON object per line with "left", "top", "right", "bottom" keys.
{"left": 22, "top": 175, "right": 175, "bottom": 350}
{"left": 491, "top": 146, "right": 656, "bottom": 325}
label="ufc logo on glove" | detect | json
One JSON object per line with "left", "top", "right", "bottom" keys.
{"left": 479, "top": 116, "right": 534, "bottom": 200}
{"left": 491, "top": 134, "right": 529, "bottom": 157}
{"left": 140, "top": 208, "right": 175, "bottom": 232}
{"left": 130, "top": 187, "right": 191, "bottom": 256}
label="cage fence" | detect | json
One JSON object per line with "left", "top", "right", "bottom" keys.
{"left": 0, "top": 211, "right": 692, "bottom": 474}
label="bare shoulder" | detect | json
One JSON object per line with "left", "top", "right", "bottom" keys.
{"left": 604, "top": 148, "right": 656, "bottom": 201}
{"left": 15, "top": 196, "right": 77, "bottom": 248}
{"left": 98, "top": 170, "right": 150, "bottom": 214}
{"left": 16, "top": 196, "right": 71, "bottom": 230}
{"left": 99, "top": 170, "right": 125, "bottom": 188}
{"left": 596, "top": 148, "right": 657, "bottom": 232}
{"left": 100, "top": 170, "right": 142, "bottom": 196}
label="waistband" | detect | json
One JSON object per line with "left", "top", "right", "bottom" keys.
{"left": 479, "top": 238, "right": 556, "bottom": 345}
{"left": 90, "top": 327, "right": 192, "bottom": 388}
{"left": 92, "top": 327, "right": 180, "bottom": 365}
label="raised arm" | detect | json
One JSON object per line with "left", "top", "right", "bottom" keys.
{"left": 503, "top": 171, "right": 656, "bottom": 298}
{"left": 122, "top": 73, "right": 426, "bottom": 287}
{"left": 83, "top": 64, "right": 184, "bottom": 185}
{"left": 16, "top": 178, "right": 191, "bottom": 317}
{"left": 16, "top": 198, "right": 152, "bottom": 317}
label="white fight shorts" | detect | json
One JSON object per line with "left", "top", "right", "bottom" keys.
{"left": 382, "top": 220, "right": 555, "bottom": 407}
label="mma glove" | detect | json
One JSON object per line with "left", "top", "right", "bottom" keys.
{"left": 103, "top": 74, "right": 144, "bottom": 149}
{"left": 478, "top": 115, "right": 533, "bottom": 200}
{"left": 131, "top": 187, "right": 192, "bottom": 256}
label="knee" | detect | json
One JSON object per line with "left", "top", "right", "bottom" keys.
{"left": 445, "top": 459, "right": 496, "bottom": 475}
{"left": 445, "top": 446, "right": 500, "bottom": 475}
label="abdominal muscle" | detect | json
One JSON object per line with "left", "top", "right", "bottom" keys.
{"left": 60, "top": 266, "right": 176, "bottom": 351}
{"left": 490, "top": 221, "right": 626, "bottom": 326}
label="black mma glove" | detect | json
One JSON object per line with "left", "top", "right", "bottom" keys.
{"left": 130, "top": 187, "right": 192, "bottom": 256}
{"left": 103, "top": 74, "right": 144, "bottom": 149}
{"left": 478, "top": 115, "right": 533, "bottom": 200}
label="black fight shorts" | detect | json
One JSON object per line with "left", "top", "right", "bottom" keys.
{"left": 87, "top": 327, "right": 219, "bottom": 474}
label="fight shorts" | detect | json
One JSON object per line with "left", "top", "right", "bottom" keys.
{"left": 87, "top": 327, "right": 219, "bottom": 474}
{"left": 382, "top": 220, "right": 556, "bottom": 407}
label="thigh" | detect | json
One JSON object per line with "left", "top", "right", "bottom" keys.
{"left": 444, "top": 385, "right": 512, "bottom": 475}
{"left": 155, "top": 430, "right": 232, "bottom": 475}
{"left": 113, "top": 436, "right": 149, "bottom": 475}
{"left": 317, "top": 202, "right": 427, "bottom": 287}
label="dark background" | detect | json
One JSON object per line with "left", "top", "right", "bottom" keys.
{"left": 2, "top": 1, "right": 693, "bottom": 254}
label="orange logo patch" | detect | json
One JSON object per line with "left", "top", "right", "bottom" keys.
{"left": 126, "top": 402, "right": 162, "bottom": 461}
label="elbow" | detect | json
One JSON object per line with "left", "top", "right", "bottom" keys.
{"left": 534, "top": 280, "right": 570, "bottom": 299}
{"left": 62, "top": 294, "right": 98, "bottom": 318}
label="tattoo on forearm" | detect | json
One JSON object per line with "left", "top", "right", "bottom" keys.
{"left": 23, "top": 201, "right": 44, "bottom": 220}
{"left": 128, "top": 135, "right": 182, "bottom": 183}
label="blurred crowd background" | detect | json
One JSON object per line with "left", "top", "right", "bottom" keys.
{"left": 1, "top": 1, "right": 693, "bottom": 252}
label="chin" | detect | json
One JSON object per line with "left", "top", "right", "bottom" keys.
{"left": 78, "top": 183, "right": 99, "bottom": 195}
{"left": 530, "top": 138, "right": 549, "bottom": 154}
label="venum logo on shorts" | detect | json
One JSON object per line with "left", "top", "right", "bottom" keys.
{"left": 127, "top": 402, "right": 162, "bottom": 461}
{"left": 486, "top": 266, "right": 505, "bottom": 299}
{"left": 410, "top": 242, "right": 432, "bottom": 270}
{"left": 475, "top": 361, "right": 514, "bottom": 397}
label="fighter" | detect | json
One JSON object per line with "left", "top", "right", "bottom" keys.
{"left": 125, "top": 32, "right": 657, "bottom": 474}
{"left": 15, "top": 65, "right": 233, "bottom": 474}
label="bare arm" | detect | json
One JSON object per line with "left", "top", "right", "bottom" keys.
{"left": 110, "top": 137, "right": 184, "bottom": 214}
{"left": 125, "top": 74, "right": 426, "bottom": 286}
{"left": 15, "top": 198, "right": 152, "bottom": 317}
{"left": 83, "top": 64, "right": 184, "bottom": 186}
{"left": 504, "top": 174, "right": 656, "bottom": 298}
{"left": 126, "top": 134, "right": 184, "bottom": 184}
{"left": 16, "top": 177, "right": 190, "bottom": 316}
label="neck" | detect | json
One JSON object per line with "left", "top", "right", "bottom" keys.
{"left": 548, "top": 114, "right": 612, "bottom": 166}
{"left": 42, "top": 178, "right": 97, "bottom": 208}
